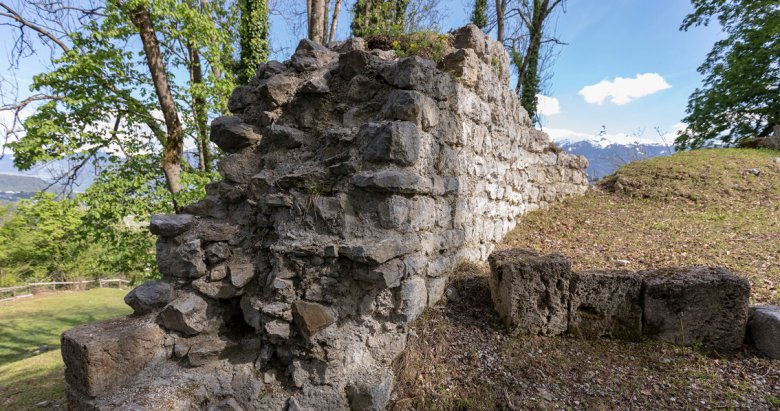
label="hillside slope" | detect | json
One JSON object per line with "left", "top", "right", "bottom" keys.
{"left": 393, "top": 148, "right": 780, "bottom": 410}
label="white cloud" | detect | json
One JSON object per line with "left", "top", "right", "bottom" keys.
{"left": 579, "top": 73, "right": 671, "bottom": 105}
{"left": 536, "top": 94, "right": 560, "bottom": 116}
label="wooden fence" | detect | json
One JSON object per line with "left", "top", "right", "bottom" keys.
{"left": 0, "top": 279, "right": 130, "bottom": 303}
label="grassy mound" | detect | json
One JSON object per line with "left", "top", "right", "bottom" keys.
{"left": 506, "top": 148, "right": 780, "bottom": 304}
{"left": 393, "top": 148, "right": 780, "bottom": 409}
{"left": 0, "top": 288, "right": 130, "bottom": 409}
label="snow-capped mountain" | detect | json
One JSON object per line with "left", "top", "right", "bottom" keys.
{"left": 543, "top": 128, "right": 676, "bottom": 181}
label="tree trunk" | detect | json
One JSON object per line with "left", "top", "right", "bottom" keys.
{"left": 328, "top": 0, "right": 342, "bottom": 43}
{"left": 322, "top": 0, "right": 330, "bottom": 43}
{"left": 188, "top": 43, "right": 210, "bottom": 173}
{"left": 495, "top": 0, "right": 505, "bottom": 42}
{"left": 309, "top": 0, "right": 325, "bottom": 43}
{"left": 126, "top": 4, "right": 184, "bottom": 210}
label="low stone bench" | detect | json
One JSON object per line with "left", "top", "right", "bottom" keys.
{"left": 488, "top": 248, "right": 751, "bottom": 352}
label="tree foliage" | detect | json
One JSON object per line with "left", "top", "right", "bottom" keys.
{"left": 676, "top": 0, "right": 780, "bottom": 149}
{"left": 350, "top": 0, "right": 410, "bottom": 37}
{"left": 0, "top": 193, "right": 156, "bottom": 286}
{"left": 238, "top": 0, "right": 269, "bottom": 84}
{"left": 471, "top": 0, "right": 489, "bottom": 29}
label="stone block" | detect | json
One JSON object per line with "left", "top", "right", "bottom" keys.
{"left": 156, "top": 238, "right": 207, "bottom": 279}
{"left": 339, "top": 237, "right": 409, "bottom": 265}
{"left": 381, "top": 90, "right": 439, "bottom": 130}
{"left": 158, "top": 293, "right": 213, "bottom": 336}
{"left": 61, "top": 316, "right": 166, "bottom": 398}
{"left": 641, "top": 267, "right": 750, "bottom": 352}
{"left": 567, "top": 270, "right": 643, "bottom": 341}
{"left": 356, "top": 258, "right": 404, "bottom": 288}
{"left": 149, "top": 214, "right": 195, "bottom": 237}
{"left": 124, "top": 280, "right": 174, "bottom": 315}
{"left": 351, "top": 170, "right": 432, "bottom": 194}
{"left": 292, "top": 300, "right": 337, "bottom": 337}
{"left": 359, "top": 121, "right": 421, "bottom": 166}
{"left": 193, "top": 277, "right": 241, "bottom": 299}
{"left": 398, "top": 276, "right": 427, "bottom": 324}
{"left": 747, "top": 305, "right": 780, "bottom": 359}
{"left": 377, "top": 195, "right": 411, "bottom": 229}
{"left": 228, "top": 85, "right": 258, "bottom": 113}
{"left": 230, "top": 263, "right": 256, "bottom": 288}
{"left": 210, "top": 116, "right": 261, "bottom": 153}
{"left": 488, "top": 248, "right": 572, "bottom": 336}
{"left": 345, "top": 369, "right": 393, "bottom": 411}
{"left": 380, "top": 56, "right": 436, "bottom": 90}
{"left": 258, "top": 74, "right": 300, "bottom": 108}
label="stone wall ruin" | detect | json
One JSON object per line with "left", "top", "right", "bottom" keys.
{"left": 62, "top": 25, "right": 588, "bottom": 410}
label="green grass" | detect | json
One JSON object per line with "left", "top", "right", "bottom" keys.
{"left": 0, "top": 288, "right": 130, "bottom": 409}
{"left": 505, "top": 148, "right": 780, "bottom": 304}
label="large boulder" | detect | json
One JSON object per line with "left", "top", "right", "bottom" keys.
{"left": 641, "top": 267, "right": 750, "bottom": 352}
{"left": 488, "top": 248, "right": 572, "bottom": 336}
{"left": 747, "top": 305, "right": 780, "bottom": 359}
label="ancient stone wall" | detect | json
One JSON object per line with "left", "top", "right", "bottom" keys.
{"left": 63, "top": 25, "right": 587, "bottom": 410}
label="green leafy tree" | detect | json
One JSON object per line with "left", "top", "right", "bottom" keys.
{"left": 0, "top": 1, "right": 240, "bottom": 282}
{"left": 351, "top": 0, "right": 410, "bottom": 37}
{"left": 676, "top": 0, "right": 780, "bottom": 149}
{"left": 471, "top": 0, "right": 488, "bottom": 29}
{"left": 238, "top": 0, "right": 269, "bottom": 84}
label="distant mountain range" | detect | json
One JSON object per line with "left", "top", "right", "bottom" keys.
{"left": 0, "top": 155, "right": 96, "bottom": 202}
{"left": 555, "top": 138, "right": 674, "bottom": 181}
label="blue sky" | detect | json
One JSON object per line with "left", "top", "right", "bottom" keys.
{"left": 2, "top": 0, "right": 723, "bottom": 150}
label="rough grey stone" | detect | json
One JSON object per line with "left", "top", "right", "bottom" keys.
{"left": 747, "top": 305, "right": 780, "bottom": 359}
{"left": 192, "top": 277, "right": 241, "bottom": 299}
{"left": 356, "top": 259, "right": 404, "bottom": 288}
{"left": 209, "top": 265, "right": 228, "bottom": 281}
{"left": 210, "top": 116, "right": 261, "bottom": 153}
{"left": 265, "top": 320, "right": 291, "bottom": 341}
{"left": 156, "top": 238, "right": 207, "bottom": 279}
{"left": 642, "top": 267, "right": 750, "bottom": 352}
{"left": 351, "top": 170, "right": 432, "bottom": 194}
{"left": 488, "top": 248, "right": 572, "bottom": 336}
{"left": 264, "top": 124, "right": 311, "bottom": 149}
{"left": 398, "top": 276, "right": 427, "bottom": 324}
{"left": 300, "top": 77, "right": 330, "bottom": 94}
{"left": 359, "top": 121, "right": 421, "bottom": 166}
{"left": 345, "top": 370, "right": 393, "bottom": 411}
{"left": 228, "top": 85, "right": 258, "bottom": 113}
{"left": 382, "top": 90, "right": 440, "bottom": 130}
{"left": 339, "top": 238, "right": 409, "bottom": 265}
{"left": 205, "top": 242, "right": 231, "bottom": 265}
{"left": 230, "top": 263, "right": 256, "bottom": 288}
{"left": 124, "top": 280, "right": 174, "bottom": 315}
{"left": 338, "top": 50, "right": 373, "bottom": 79}
{"left": 258, "top": 75, "right": 300, "bottom": 108}
{"left": 380, "top": 55, "right": 437, "bottom": 90}
{"left": 451, "top": 24, "right": 486, "bottom": 57}
{"left": 149, "top": 214, "right": 195, "bottom": 237}
{"left": 158, "top": 294, "right": 211, "bottom": 336}
{"left": 378, "top": 195, "right": 411, "bottom": 229}
{"left": 567, "top": 270, "right": 643, "bottom": 341}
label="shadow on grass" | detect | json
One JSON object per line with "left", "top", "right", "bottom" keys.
{"left": 0, "top": 313, "right": 101, "bottom": 366}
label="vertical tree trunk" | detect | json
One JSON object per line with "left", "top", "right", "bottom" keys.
{"left": 322, "top": 0, "right": 330, "bottom": 43}
{"left": 328, "top": 0, "right": 342, "bottom": 43}
{"left": 126, "top": 4, "right": 184, "bottom": 210}
{"left": 309, "top": 0, "right": 325, "bottom": 42}
{"left": 188, "top": 43, "right": 210, "bottom": 173}
{"left": 495, "top": 0, "right": 505, "bottom": 42}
